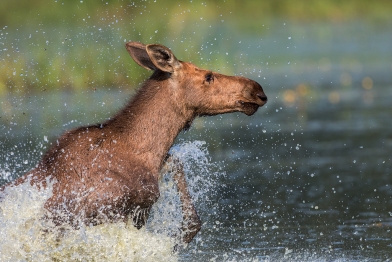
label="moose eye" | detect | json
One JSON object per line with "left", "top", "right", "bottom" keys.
{"left": 204, "top": 73, "right": 214, "bottom": 84}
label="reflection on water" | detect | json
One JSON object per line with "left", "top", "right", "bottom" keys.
{"left": 1, "top": 22, "right": 392, "bottom": 260}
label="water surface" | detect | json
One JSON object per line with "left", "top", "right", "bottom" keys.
{"left": 1, "top": 21, "right": 392, "bottom": 261}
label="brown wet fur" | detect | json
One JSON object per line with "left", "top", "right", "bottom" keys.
{"left": 2, "top": 42, "right": 267, "bottom": 243}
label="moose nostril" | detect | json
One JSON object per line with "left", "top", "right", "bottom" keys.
{"left": 258, "top": 93, "right": 268, "bottom": 102}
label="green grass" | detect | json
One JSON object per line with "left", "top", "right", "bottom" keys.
{"left": 1, "top": 0, "right": 391, "bottom": 94}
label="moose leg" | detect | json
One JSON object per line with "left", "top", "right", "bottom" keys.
{"left": 173, "top": 165, "right": 202, "bottom": 243}
{"left": 164, "top": 155, "right": 201, "bottom": 243}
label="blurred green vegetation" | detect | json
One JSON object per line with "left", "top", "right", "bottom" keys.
{"left": 1, "top": 0, "right": 391, "bottom": 93}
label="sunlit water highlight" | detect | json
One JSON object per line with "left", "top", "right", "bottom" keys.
{"left": 0, "top": 141, "right": 217, "bottom": 261}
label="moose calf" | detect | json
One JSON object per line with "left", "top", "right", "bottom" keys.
{"left": 2, "top": 41, "right": 267, "bottom": 243}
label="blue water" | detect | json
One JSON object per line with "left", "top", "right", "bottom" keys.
{"left": 1, "top": 21, "right": 392, "bottom": 260}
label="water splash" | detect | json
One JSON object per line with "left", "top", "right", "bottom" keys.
{"left": 148, "top": 141, "right": 221, "bottom": 242}
{"left": 0, "top": 141, "right": 217, "bottom": 261}
{"left": 0, "top": 178, "right": 177, "bottom": 261}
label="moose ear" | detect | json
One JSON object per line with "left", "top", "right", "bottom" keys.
{"left": 146, "top": 44, "right": 180, "bottom": 73}
{"left": 125, "top": 41, "right": 157, "bottom": 71}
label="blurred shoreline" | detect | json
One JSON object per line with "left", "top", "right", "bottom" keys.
{"left": 1, "top": 1, "right": 392, "bottom": 94}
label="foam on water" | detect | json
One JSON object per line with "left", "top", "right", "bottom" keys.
{"left": 0, "top": 141, "right": 214, "bottom": 261}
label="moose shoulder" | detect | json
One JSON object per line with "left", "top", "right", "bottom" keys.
{"left": 3, "top": 42, "right": 267, "bottom": 244}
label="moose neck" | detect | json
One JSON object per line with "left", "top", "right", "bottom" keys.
{"left": 109, "top": 74, "right": 193, "bottom": 176}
